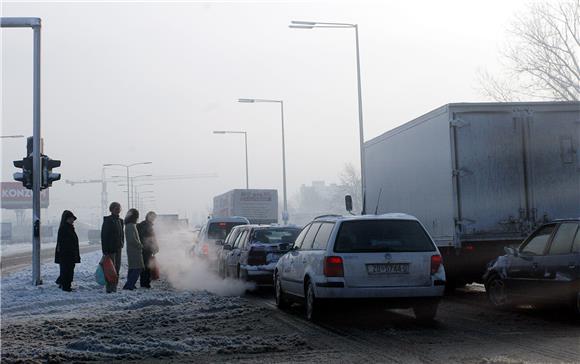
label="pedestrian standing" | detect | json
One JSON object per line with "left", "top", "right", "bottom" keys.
{"left": 123, "top": 208, "right": 144, "bottom": 290}
{"left": 54, "top": 210, "right": 80, "bottom": 292}
{"left": 137, "top": 211, "right": 159, "bottom": 288}
{"left": 101, "top": 202, "right": 124, "bottom": 293}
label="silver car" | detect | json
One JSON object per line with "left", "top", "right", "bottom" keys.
{"left": 274, "top": 214, "right": 446, "bottom": 321}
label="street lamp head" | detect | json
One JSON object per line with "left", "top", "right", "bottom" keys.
{"left": 289, "top": 25, "right": 314, "bottom": 29}
{"left": 291, "top": 20, "right": 317, "bottom": 25}
{"left": 238, "top": 98, "right": 255, "bottom": 103}
{"left": 213, "top": 131, "right": 226, "bottom": 134}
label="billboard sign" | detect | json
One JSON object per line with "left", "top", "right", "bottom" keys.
{"left": 1, "top": 182, "right": 49, "bottom": 209}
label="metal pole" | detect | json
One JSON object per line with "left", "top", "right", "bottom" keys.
{"left": 354, "top": 24, "right": 366, "bottom": 213}
{"left": 31, "top": 24, "right": 42, "bottom": 286}
{"left": 126, "top": 166, "right": 130, "bottom": 210}
{"left": 244, "top": 132, "right": 249, "bottom": 189}
{"left": 280, "top": 101, "right": 288, "bottom": 225}
{"left": 101, "top": 167, "right": 108, "bottom": 216}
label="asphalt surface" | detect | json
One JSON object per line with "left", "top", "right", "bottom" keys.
{"left": 0, "top": 243, "right": 101, "bottom": 275}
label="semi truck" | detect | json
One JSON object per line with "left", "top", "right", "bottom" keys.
{"left": 213, "top": 189, "right": 278, "bottom": 225}
{"left": 363, "top": 101, "right": 580, "bottom": 287}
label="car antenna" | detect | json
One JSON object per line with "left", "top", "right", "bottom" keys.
{"left": 374, "top": 188, "right": 382, "bottom": 215}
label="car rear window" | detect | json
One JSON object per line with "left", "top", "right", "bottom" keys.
{"left": 334, "top": 220, "right": 435, "bottom": 253}
{"left": 208, "top": 222, "right": 245, "bottom": 239}
{"left": 251, "top": 228, "right": 300, "bottom": 245}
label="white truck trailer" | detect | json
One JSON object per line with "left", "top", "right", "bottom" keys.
{"left": 363, "top": 102, "right": 580, "bottom": 286}
{"left": 213, "top": 189, "right": 278, "bottom": 225}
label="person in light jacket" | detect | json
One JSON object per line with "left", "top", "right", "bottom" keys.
{"left": 54, "top": 210, "right": 80, "bottom": 292}
{"left": 123, "top": 208, "right": 144, "bottom": 290}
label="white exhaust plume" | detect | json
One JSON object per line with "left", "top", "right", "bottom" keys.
{"left": 154, "top": 224, "right": 254, "bottom": 296}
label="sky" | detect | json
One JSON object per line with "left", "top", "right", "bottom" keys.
{"left": 1, "top": 0, "right": 529, "bottom": 226}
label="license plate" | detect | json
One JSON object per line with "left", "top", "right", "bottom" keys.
{"left": 366, "top": 263, "right": 409, "bottom": 275}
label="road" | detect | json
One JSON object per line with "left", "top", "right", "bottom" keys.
{"left": 239, "top": 287, "right": 580, "bottom": 363}
{"left": 1, "top": 252, "right": 579, "bottom": 363}
{"left": 0, "top": 243, "right": 101, "bottom": 275}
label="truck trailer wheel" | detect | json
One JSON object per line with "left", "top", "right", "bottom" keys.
{"left": 413, "top": 300, "right": 439, "bottom": 322}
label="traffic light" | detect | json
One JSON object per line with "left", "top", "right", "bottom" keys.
{"left": 41, "top": 155, "right": 61, "bottom": 189}
{"left": 13, "top": 156, "right": 33, "bottom": 189}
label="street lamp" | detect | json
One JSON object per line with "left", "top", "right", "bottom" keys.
{"left": 290, "top": 20, "right": 366, "bottom": 212}
{"left": 0, "top": 135, "right": 25, "bottom": 139}
{"left": 112, "top": 174, "right": 152, "bottom": 208}
{"left": 213, "top": 130, "right": 249, "bottom": 189}
{"left": 238, "top": 98, "right": 289, "bottom": 224}
{"left": 2, "top": 17, "right": 43, "bottom": 286}
{"left": 104, "top": 162, "right": 152, "bottom": 209}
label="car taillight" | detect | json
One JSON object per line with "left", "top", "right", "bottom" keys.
{"left": 431, "top": 255, "right": 442, "bottom": 274}
{"left": 202, "top": 244, "right": 209, "bottom": 256}
{"left": 324, "top": 256, "right": 344, "bottom": 277}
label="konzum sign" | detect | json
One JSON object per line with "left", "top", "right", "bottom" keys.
{"left": 1, "top": 182, "right": 49, "bottom": 209}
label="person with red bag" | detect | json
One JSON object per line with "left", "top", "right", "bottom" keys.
{"left": 101, "top": 202, "right": 124, "bottom": 293}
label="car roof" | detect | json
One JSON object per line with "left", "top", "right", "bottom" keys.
{"left": 206, "top": 216, "right": 250, "bottom": 223}
{"left": 313, "top": 213, "right": 419, "bottom": 223}
{"left": 547, "top": 218, "right": 580, "bottom": 223}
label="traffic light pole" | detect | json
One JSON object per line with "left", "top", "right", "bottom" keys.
{"left": 32, "top": 20, "right": 42, "bottom": 286}
{"left": 1, "top": 17, "right": 43, "bottom": 285}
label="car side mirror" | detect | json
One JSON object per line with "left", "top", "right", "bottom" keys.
{"left": 345, "top": 195, "right": 353, "bottom": 213}
{"left": 215, "top": 240, "right": 224, "bottom": 246}
{"left": 292, "top": 245, "right": 300, "bottom": 251}
{"left": 223, "top": 244, "right": 232, "bottom": 250}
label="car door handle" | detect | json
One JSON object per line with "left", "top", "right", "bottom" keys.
{"left": 532, "top": 262, "right": 539, "bottom": 269}
{"left": 569, "top": 264, "right": 577, "bottom": 269}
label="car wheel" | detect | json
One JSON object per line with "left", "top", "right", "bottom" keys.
{"left": 413, "top": 300, "right": 438, "bottom": 322}
{"left": 275, "top": 273, "right": 289, "bottom": 310}
{"left": 305, "top": 281, "right": 320, "bottom": 321}
{"left": 486, "top": 276, "right": 511, "bottom": 309}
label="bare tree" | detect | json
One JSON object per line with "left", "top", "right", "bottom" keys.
{"left": 337, "top": 163, "right": 362, "bottom": 213}
{"left": 479, "top": 1, "right": 579, "bottom": 101}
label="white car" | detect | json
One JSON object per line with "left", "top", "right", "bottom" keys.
{"left": 274, "top": 214, "right": 446, "bottom": 321}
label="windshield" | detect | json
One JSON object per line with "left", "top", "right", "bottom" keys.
{"left": 251, "top": 228, "right": 301, "bottom": 245}
{"left": 334, "top": 220, "right": 435, "bottom": 253}
{"left": 208, "top": 222, "right": 246, "bottom": 240}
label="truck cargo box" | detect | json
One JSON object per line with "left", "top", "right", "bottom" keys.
{"left": 363, "top": 102, "right": 580, "bottom": 283}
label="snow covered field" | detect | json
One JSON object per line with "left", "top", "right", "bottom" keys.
{"left": 1, "top": 247, "right": 307, "bottom": 363}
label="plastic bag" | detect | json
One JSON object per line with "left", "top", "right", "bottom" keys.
{"left": 102, "top": 255, "right": 118, "bottom": 285}
{"left": 149, "top": 256, "right": 160, "bottom": 281}
{"left": 95, "top": 263, "right": 106, "bottom": 286}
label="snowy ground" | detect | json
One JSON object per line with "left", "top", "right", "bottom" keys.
{"left": 0, "top": 250, "right": 307, "bottom": 363}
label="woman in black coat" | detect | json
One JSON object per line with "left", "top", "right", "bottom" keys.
{"left": 54, "top": 210, "right": 80, "bottom": 292}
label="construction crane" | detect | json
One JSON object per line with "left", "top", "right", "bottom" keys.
{"left": 65, "top": 173, "right": 218, "bottom": 216}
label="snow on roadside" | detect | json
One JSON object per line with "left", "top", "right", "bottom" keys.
{"left": 1, "top": 244, "right": 308, "bottom": 362}
{"left": 1, "top": 241, "right": 91, "bottom": 257}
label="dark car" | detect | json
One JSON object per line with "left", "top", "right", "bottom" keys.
{"left": 223, "top": 225, "right": 301, "bottom": 285}
{"left": 216, "top": 225, "right": 245, "bottom": 278}
{"left": 483, "top": 219, "right": 580, "bottom": 314}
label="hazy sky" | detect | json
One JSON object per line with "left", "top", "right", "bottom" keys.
{"left": 1, "top": 0, "right": 529, "bottom": 226}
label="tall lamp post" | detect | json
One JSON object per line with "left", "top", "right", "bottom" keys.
{"left": 2, "top": 17, "right": 43, "bottom": 285}
{"left": 289, "top": 20, "right": 366, "bottom": 212}
{"left": 213, "top": 130, "right": 249, "bottom": 189}
{"left": 104, "top": 162, "right": 152, "bottom": 209}
{"left": 238, "top": 98, "right": 289, "bottom": 224}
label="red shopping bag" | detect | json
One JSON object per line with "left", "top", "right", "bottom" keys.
{"left": 102, "top": 255, "right": 118, "bottom": 285}
{"left": 149, "top": 256, "right": 160, "bottom": 281}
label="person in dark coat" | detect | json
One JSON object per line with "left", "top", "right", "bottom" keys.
{"left": 137, "top": 211, "right": 159, "bottom": 288}
{"left": 123, "top": 208, "right": 144, "bottom": 290}
{"left": 101, "top": 202, "right": 124, "bottom": 293}
{"left": 54, "top": 210, "right": 80, "bottom": 292}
